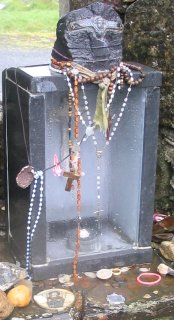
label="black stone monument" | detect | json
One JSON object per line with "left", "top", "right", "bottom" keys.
{"left": 3, "top": 64, "right": 162, "bottom": 280}
{"left": 3, "top": 2, "right": 162, "bottom": 280}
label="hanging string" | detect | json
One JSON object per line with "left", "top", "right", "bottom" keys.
{"left": 14, "top": 69, "right": 30, "bottom": 165}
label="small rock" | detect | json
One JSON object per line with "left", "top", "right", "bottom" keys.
{"left": 120, "top": 267, "right": 130, "bottom": 273}
{"left": 159, "top": 241, "right": 174, "bottom": 261}
{"left": 11, "top": 318, "right": 25, "bottom": 320}
{"left": 84, "top": 272, "right": 96, "bottom": 279}
{"left": 58, "top": 274, "right": 72, "bottom": 284}
{"left": 143, "top": 294, "right": 151, "bottom": 299}
{"left": 42, "top": 313, "right": 53, "bottom": 318}
{"left": 153, "top": 290, "right": 159, "bottom": 295}
{"left": 139, "top": 267, "right": 150, "bottom": 272}
{"left": 157, "top": 263, "right": 169, "bottom": 275}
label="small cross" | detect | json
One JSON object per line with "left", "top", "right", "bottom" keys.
{"left": 63, "top": 171, "right": 80, "bottom": 192}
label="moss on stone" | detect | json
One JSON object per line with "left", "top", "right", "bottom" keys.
{"left": 123, "top": 0, "right": 174, "bottom": 214}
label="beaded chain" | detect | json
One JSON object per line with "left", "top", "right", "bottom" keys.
{"left": 73, "top": 157, "right": 82, "bottom": 279}
{"left": 74, "top": 76, "right": 79, "bottom": 139}
{"left": 76, "top": 64, "right": 134, "bottom": 234}
{"left": 26, "top": 170, "right": 44, "bottom": 279}
{"left": 51, "top": 59, "right": 145, "bottom": 86}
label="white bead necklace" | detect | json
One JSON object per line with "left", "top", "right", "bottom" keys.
{"left": 77, "top": 65, "right": 134, "bottom": 233}
{"left": 26, "top": 170, "right": 44, "bottom": 278}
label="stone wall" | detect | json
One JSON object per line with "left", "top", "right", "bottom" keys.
{"left": 69, "top": 0, "right": 174, "bottom": 214}
{"left": 123, "top": 0, "right": 174, "bottom": 214}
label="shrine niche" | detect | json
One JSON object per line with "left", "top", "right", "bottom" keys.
{"left": 3, "top": 2, "right": 162, "bottom": 280}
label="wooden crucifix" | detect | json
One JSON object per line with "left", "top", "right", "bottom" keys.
{"left": 63, "top": 171, "right": 80, "bottom": 192}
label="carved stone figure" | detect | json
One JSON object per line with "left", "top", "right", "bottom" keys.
{"left": 52, "top": 2, "right": 123, "bottom": 71}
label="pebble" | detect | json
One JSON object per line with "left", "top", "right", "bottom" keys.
{"left": 153, "top": 290, "right": 159, "bottom": 295}
{"left": 84, "top": 272, "right": 96, "bottom": 279}
{"left": 139, "top": 267, "right": 150, "bottom": 272}
{"left": 42, "top": 313, "right": 53, "bottom": 318}
{"left": 58, "top": 274, "right": 72, "bottom": 284}
{"left": 62, "top": 282, "right": 74, "bottom": 287}
{"left": 143, "top": 294, "right": 151, "bottom": 299}
{"left": 11, "top": 318, "right": 25, "bottom": 320}
{"left": 120, "top": 267, "right": 130, "bottom": 273}
{"left": 160, "top": 241, "right": 174, "bottom": 261}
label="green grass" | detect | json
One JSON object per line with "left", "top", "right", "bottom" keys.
{"left": 0, "top": 0, "right": 59, "bottom": 47}
{"left": 3, "top": 0, "right": 58, "bottom": 10}
{"left": 0, "top": 9, "right": 58, "bottom": 33}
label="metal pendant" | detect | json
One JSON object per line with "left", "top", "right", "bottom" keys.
{"left": 16, "top": 165, "right": 34, "bottom": 189}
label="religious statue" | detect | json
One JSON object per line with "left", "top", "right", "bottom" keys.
{"left": 52, "top": 2, "right": 123, "bottom": 71}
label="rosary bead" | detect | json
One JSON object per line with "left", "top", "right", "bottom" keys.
{"left": 74, "top": 87, "right": 78, "bottom": 94}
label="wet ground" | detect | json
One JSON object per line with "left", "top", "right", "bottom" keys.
{"left": 1, "top": 199, "right": 174, "bottom": 320}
